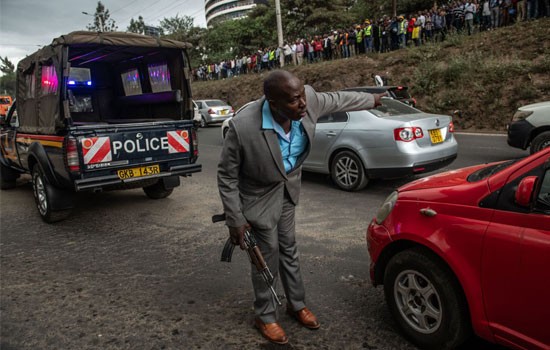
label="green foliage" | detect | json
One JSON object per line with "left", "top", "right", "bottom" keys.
{"left": 127, "top": 16, "right": 145, "bottom": 34}
{"left": 0, "top": 57, "right": 16, "bottom": 96}
{"left": 1, "top": 57, "right": 15, "bottom": 75}
{"left": 85, "top": 1, "right": 117, "bottom": 32}
{"left": 159, "top": 15, "right": 194, "bottom": 37}
{"left": 203, "top": 6, "right": 279, "bottom": 63}
{"left": 351, "top": 0, "right": 433, "bottom": 20}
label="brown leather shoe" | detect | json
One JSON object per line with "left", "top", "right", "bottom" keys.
{"left": 287, "top": 307, "right": 320, "bottom": 330}
{"left": 254, "top": 318, "right": 289, "bottom": 345}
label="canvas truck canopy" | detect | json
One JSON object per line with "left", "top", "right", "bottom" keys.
{"left": 16, "top": 31, "right": 193, "bottom": 134}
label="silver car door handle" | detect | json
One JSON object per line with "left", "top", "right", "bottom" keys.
{"left": 326, "top": 131, "right": 337, "bottom": 137}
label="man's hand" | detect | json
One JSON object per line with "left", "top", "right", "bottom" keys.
{"left": 229, "top": 224, "right": 251, "bottom": 250}
{"left": 373, "top": 92, "right": 388, "bottom": 107}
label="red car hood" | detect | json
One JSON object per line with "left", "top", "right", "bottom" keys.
{"left": 399, "top": 163, "right": 489, "bottom": 192}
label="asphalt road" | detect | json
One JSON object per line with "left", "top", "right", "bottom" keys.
{"left": 0, "top": 128, "right": 526, "bottom": 350}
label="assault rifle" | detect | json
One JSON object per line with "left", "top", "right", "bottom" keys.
{"left": 212, "top": 213, "right": 282, "bottom": 305}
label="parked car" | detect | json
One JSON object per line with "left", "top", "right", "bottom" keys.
{"left": 0, "top": 95, "right": 13, "bottom": 117}
{"left": 507, "top": 101, "right": 550, "bottom": 154}
{"left": 195, "top": 99, "right": 234, "bottom": 127}
{"left": 367, "top": 148, "right": 550, "bottom": 349}
{"left": 192, "top": 100, "right": 201, "bottom": 128}
{"left": 221, "top": 98, "right": 457, "bottom": 191}
{"left": 343, "top": 86, "right": 416, "bottom": 107}
{"left": 220, "top": 101, "right": 253, "bottom": 139}
{"left": 304, "top": 98, "right": 457, "bottom": 191}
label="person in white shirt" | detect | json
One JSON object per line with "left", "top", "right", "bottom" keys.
{"left": 464, "top": 1, "right": 477, "bottom": 35}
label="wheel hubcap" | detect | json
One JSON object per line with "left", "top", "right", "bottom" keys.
{"left": 33, "top": 174, "right": 48, "bottom": 215}
{"left": 335, "top": 156, "right": 359, "bottom": 186}
{"left": 394, "top": 270, "right": 442, "bottom": 334}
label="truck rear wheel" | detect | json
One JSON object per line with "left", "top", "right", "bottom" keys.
{"left": 0, "top": 163, "right": 18, "bottom": 190}
{"left": 143, "top": 180, "right": 174, "bottom": 199}
{"left": 32, "top": 166, "right": 71, "bottom": 223}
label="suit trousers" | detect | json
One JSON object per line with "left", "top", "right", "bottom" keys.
{"left": 251, "top": 192, "right": 306, "bottom": 323}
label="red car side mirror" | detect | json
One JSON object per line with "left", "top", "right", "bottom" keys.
{"left": 515, "top": 176, "right": 538, "bottom": 207}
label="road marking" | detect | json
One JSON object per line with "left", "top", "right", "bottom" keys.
{"left": 455, "top": 132, "right": 506, "bottom": 137}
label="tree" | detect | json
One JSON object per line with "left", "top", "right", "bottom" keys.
{"left": 0, "top": 56, "right": 16, "bottom": 96}
{"left": 159, "top": 15, "right": 195, "bottom": 39}
{"left": 0, "top": 57, "right": 15, "bottom": 75}
{"left": 284, "top": 0, "right": 357, "bottom": 36}
{"left": 85, "top": 1, "right": 118, "bottom": 32}
{"left": 127, "top": 16, "right": 145, "bottom": 34}
{"left": 158, "top": 15, "right": 210, "bottom": 67}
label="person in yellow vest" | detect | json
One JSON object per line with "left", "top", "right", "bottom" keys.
{"left": 363, "top": 20, "right": 373, "bottom": 53}
{"left": 356, "top": 25, "right": 364, "bottom": 54}
{"left": 397, "top": 16, "right": 407, "bottom": 48}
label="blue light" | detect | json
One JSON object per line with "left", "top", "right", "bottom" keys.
{"left": 68, "top": 80, "right": 75, "bottom": 85}
{"left": 87, "top": 81, "right": 92, "bottom": 86}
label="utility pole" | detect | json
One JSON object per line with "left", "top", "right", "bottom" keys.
{"left": 275, "top": 0, "right": 284, "bottom": 67}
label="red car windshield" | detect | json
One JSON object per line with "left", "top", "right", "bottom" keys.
{"left": 467, "top": 160, "right": 518, "bottom": 182}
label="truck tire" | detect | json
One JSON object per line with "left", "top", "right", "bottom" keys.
{"left": 32, "top": 166, "right": 71, "bottom": 223}
{"left": 0, "top": 163, "right": 18, "bottom": 190}
{"left": 530, "top": 131, "right": 550, "bottom": 154}
{"left": 143, "top": 180, "right": 174, "bottom": 199}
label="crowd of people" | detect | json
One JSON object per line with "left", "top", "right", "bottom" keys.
{"left": 192, "top": 0, "right": 549, "bottom": 81}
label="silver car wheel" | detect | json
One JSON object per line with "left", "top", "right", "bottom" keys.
{"left": 394, "top": 269, "right": 442, "bottom": 334}
{"left": 33, "top": 170, "right": 48, "bottom": 215}
{"left": 335, "top": 155, "right": 359, "bottom": 186}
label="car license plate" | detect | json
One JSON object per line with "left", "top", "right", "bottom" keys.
{"left": 221, "top": 109, "right": 227, "bottom": 115}
{"left": 117, "top": 165, "right": 160, "bottom": 179}
{"left": 429, "top": 129, "right": 444, "bottom": 144}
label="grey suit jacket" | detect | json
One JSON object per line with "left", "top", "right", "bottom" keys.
{"left": 217, "top": 85, "right": 375, "bottom": 229}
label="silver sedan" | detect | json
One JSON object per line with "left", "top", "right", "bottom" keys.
{"left": 196, "top": 99, "right": 234, "bottom": 127}
{"left": 303, "top": 98, "right": 457, "bottom": 191}
{"left": 222, "top": 99, "right": 458, "bottom": 191}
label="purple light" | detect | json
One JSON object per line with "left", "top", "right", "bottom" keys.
{"left": 68, "top": 80, "right": 76, "bottom": 85}
{"left": 87, "top": 81, "right": 92, "bottom": 86}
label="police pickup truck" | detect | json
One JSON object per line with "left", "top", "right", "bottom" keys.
{"left": 0, "top": 31, "right": 201, "bottom": 222}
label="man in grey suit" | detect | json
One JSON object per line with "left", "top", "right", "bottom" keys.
{"left": 217, "top": 70, "right": 384, "bottom": 344}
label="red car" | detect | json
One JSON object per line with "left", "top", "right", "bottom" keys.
{"left": 367, "top": 148, "right": 550, "bottom": 350}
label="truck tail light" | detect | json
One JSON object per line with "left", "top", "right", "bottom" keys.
{"left": 192, "top": 128, "right": 198, "bottom": 157}
{"left": 394, "top": 127, "right": 423, "bottom": 142}
{"left": 448, "top": 121, "right": 455, "bottom": 133}
{"left": 65, "top": 137, "right": 80, "bottom": 174}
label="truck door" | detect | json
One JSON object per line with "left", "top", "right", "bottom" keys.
{"left": 0, "top": 103, "right": 22, "bottom": 168}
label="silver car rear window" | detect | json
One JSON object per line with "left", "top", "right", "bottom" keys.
{"left": 206, "top": 100, "right": 226, "bottom": 107}
{"left": 370, "top": 99, "right": 420, "bottom": 118}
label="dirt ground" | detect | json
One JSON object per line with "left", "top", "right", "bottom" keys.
{"left": 192, "top": 18, "right": 550, "bottom": 132}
